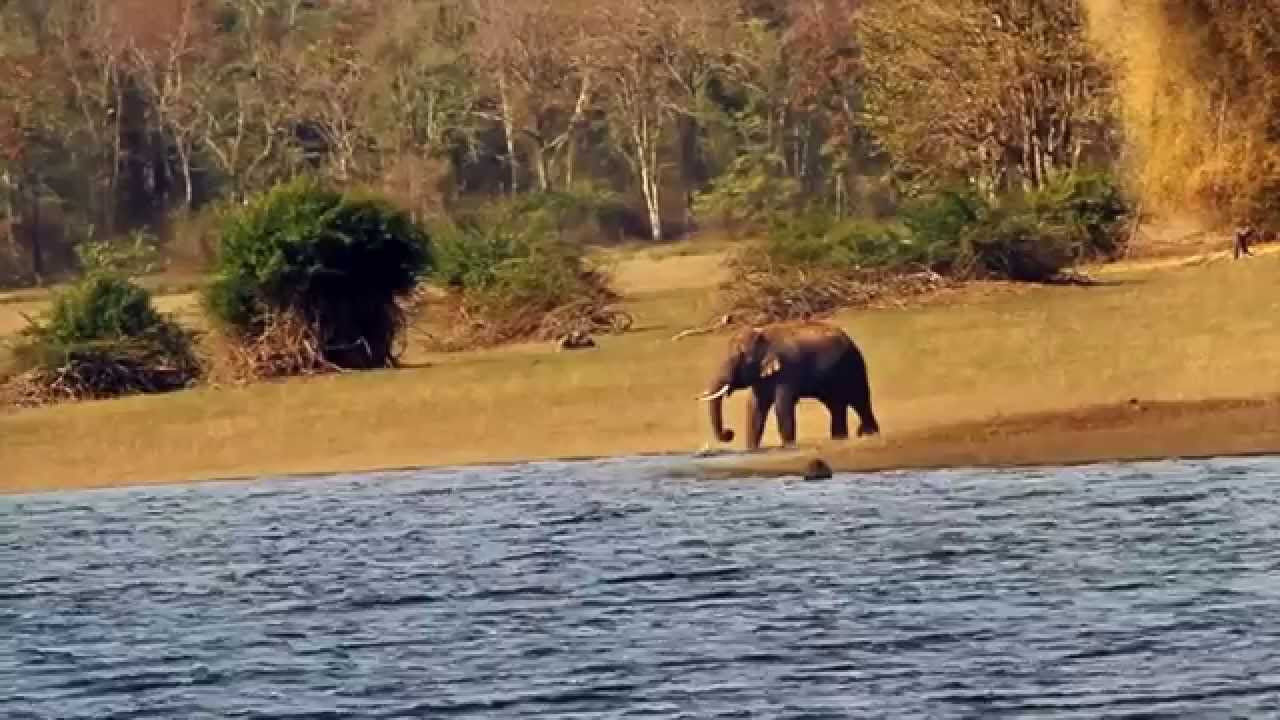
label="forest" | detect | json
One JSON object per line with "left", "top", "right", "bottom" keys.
{"left": 0, "top": 0, "right": 1273, "bottom": 288}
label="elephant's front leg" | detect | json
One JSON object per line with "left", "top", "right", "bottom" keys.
{"left": 774, "top": 385, "right": 799, "bottom": 447}
{"left": 746, "top": 387, "right": 774, "bottom": 451}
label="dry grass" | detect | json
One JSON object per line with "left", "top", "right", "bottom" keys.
{"left": 3, "top": 239, "right": 1280, "bottom": 494}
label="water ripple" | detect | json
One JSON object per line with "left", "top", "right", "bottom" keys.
{"left": 3, "top": 456, "right": 1280, "bottom": 717}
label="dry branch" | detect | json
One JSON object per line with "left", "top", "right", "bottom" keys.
{"left": 718, "top": 255, "right": 952, "bottom": 327}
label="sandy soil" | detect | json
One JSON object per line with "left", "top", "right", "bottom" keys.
{"left": 695, "top": 395, "right": 1280, "bottom": 479}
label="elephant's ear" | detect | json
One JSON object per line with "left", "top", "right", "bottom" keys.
{"left": 760, "top": 351, "right": 782, "bottom": 380}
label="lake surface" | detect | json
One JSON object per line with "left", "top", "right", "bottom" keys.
{"left": 4, "top": 456, "right": 1280, "bottom": 718}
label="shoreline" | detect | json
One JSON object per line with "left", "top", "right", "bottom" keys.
{"left": 4, "top": 394, "right": 1278, "bottom": 497}
{"left": 696, "top": 395, "right": 1280, "bottom": 479}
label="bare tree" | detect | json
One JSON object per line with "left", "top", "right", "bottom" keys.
{"left": 196, "top": 1, "right": 293, "bottom": 203}
{"left": 467, "top": 0, "right": 597, "bottom": 193}
{"left": 588, "top": 0, "right": 737, "bottom": 240}
{"left": 361, "top": 0, "right": 480, "bottom": 220}
{"left": 124, "top": 0, "right": 210, "bottom": 210}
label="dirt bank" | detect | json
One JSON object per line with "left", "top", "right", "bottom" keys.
{"left": 695, "top": 395, "right": 1280, "bottom": 479}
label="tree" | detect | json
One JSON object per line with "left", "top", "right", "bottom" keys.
{"left": 194, "top": 0, "right": 294, "bottom": 203}
{"left": 858, "top": 0, "right": 1112, "bottom": 197}
{"left": 362, "top": 0, "right": 480, "bottom": 220}
{"left": 123, "top": 0, "right": 213, "bottom": 210}
{"left": 588, "top": 0, "right": 738, "bottom": 241}
{"left": 0, "top": 53, "right": 42, "bottom": 280}
{"left": 467, "top": 0, "right": 597, "bottom": 193}
{"left": 781, "top": 0, "right": 868, "bottom": 213}
{"left": 1084, "top": 0, "right": 1280, "bottom": 221}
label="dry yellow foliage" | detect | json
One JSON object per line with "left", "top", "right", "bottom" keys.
{"left": 1083, "top": 1, "right": 1280, "bottom": 223}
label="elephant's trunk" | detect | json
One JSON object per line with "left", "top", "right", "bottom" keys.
{"left": 701, "top": 383, "right": 735, "bottom": 444}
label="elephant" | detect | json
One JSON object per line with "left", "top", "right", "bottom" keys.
{"left": 698, "top": 321, "right": 880, "bottom": 451}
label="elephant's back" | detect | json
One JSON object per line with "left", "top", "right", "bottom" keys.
{"left": 770, "top": 320, "right": 856, "bottom": 348}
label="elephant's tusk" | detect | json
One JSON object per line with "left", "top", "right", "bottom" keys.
{"left": 697, "top": 384, "right": 731, "bottom": 402}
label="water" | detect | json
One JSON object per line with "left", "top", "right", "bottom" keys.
{"left": 4, "top": 456, "right": 1280, "bottom": 718}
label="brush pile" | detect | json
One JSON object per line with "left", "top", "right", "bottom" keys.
{"left": 3, "top": 337, "right": 198, "bottom": 408}
{"left": 423, "top": 278, "right": 629, "bottom": 350}
{"left": 206, "top": 309, "right": 341, "bottom": 383}
{"left": 1, "top": 274, "right": 200, "bottom": 408}
{"left": 719, "top": 256, "right": 951, "bottom": 326}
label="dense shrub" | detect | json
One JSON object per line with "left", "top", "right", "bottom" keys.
{"left": 900, "top": 172, "right": 1132, "bottom": 281}
{"left": 762, "top": 213, "right": 941, "bottom": 270}
{"left": 693, "top": 152, "right": 806, "bottom": 232}
{"left": 718, "top": 172, "right": 1131, "bottom": 323}
{"left": 451, "top": 185, "right": 641, "bottom": 247}
{"left": 509, "top": 185, "right": 636, "bottom": 241}
{"left": 1026, "top": 171, "right": 1132, "bottom": 261}
{"left": 898, "top": 188, "right": 985, "bottom": 272}
{"left": 425, "top": 212, "right": 621, "bottom": 349}
{"left": 3, "top": 273, "right": 199, "bottom": 407}
{"left": 719, "top": 213, "right": 950, "bottom": 324}
{"left": 204, "top": 178, "right": 430, "bottom": 372}
{"left": 962, "top": 206, "right": 1079, "bottom": 282}
{"left": 719, "top": 257, "right": 950, "bottom": 326}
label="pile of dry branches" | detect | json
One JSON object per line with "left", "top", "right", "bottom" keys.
{"left": 720, "top": 259, "right": 952, "bottom": 327}
{"left": 1, "top": 341, "right": 200, "bottom": 408}
{"left": 207, "top": 310, "right": 341, "bottom": 383}
{"left": 418, "top": 279, "right": 633, "bottom": 351}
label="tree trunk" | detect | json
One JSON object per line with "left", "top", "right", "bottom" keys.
{"left": 678, "top": 114, "right": 706, "bottom": 232}
{"left": 178, "top": 142, "right": 194, "bottom": 210}
{"left": 499, "top": 76, "right": 519, "bottom": 195}
{"left": 642, "top": 166, "right": 663, "bottom": 242}
{"left": 533, "top": 145, "right": 549, "bottom": 192}
{"left": 565, "top": 139, "right": 577, "bottom": 188}
{"left": 636, "top": 130, "right": 663, "bottom": 242}
{"left": 27, "top": 185, "right": 43, "bottom": 286}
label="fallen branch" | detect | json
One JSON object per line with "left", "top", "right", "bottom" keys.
{"left": 672, "top": 314, "right": 733, "bottom": 341}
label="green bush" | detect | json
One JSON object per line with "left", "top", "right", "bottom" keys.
{"left": 452, "top": 184, "right": 638, "bottom": 246}
{"left": 427, "top": 210, "right": 618, "bottom": 348}
{"left": 510, "top": 185, "right": 631, "bottom": 238}
{"left": 434, "top": 200, "right": 613, "bottom": 305}
{"left": 204, "top": 178, "right": 431, "bottom": 370}
{"left": 74, "top": 229, "right": 162, "bottom": 277}
{"left": 760, "top": 213, "right": 937, "bottom": 271}
{"left": 694, "top": 152, "right": 806, "bottom": 231}
{"left": 899, "top": 188, "right": 986, "bottom": 271}
{"left": 962, "top": 206, "right": 1079, "bottom": 282}
{"left": 1025, "top": 171, "right": 1132, "bottom": 260}
{"left": 718, "top": 171, "right": 1132, "bottom": 324}
{"left": 895, "top": 172, "right": 1132, "bottom": 281}
{"left": 41, "top": 272, "right": 166, "bottom": 345}
{"left": 5, "top": 273, "right": 199, "bottom": 405}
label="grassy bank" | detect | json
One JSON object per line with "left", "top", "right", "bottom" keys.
{"left": 3, "top": 243, "right": 1280, "bottom": 494}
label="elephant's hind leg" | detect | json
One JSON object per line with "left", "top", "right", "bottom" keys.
{"left": 774, "top": 386, "right": 799, "bottom": 448}
{"left": 834, "top": 347, "right": 880, "bottom": 437}
{"left": 853, "top": 399, "right": 880, "bottom": 437}
{"left": 822, "top": 397, "right": 850, "bottom": 440}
